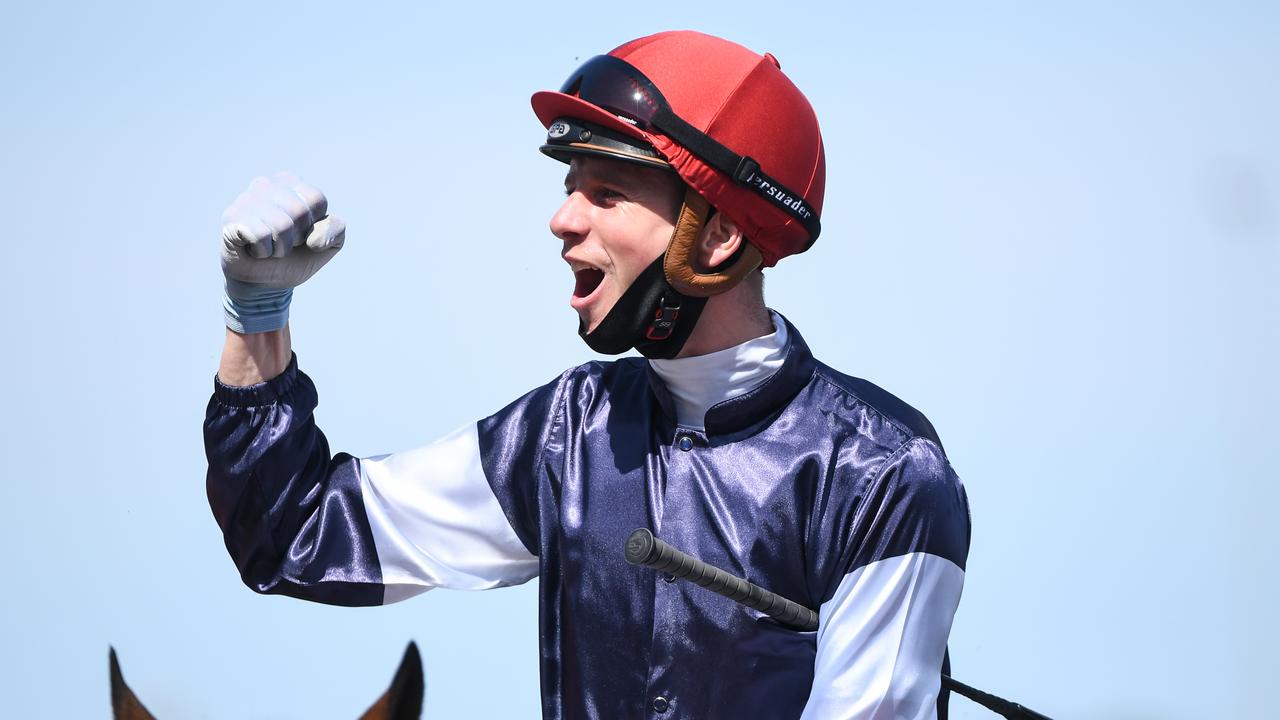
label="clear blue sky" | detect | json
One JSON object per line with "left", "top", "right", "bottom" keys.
{"left": 1, "top": 1, "right": 1275, "bottom": 717}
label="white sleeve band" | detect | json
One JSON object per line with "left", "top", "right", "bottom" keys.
{"left": 359, "top": 423, "right": 539, "bottom": 604}
{"left": 800, "top": 553, "right": 965, "bottom": 720}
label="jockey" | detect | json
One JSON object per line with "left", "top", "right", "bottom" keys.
{"left": 207, "top": 30, "right": 971, "bottom": 720}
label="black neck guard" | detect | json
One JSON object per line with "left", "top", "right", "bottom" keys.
{"left": 579, "top": 255, "right": 707, "bottom": 359}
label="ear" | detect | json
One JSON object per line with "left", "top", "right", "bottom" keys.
{"left": 109, "top": 648, "right": 158, "bottom": 720}
{"left": 694, "top": 211, "right": 747, "bottom": 272}
{"left": 358, "top": 642, "right": 425, "bottom": 720}
{"left": 664, "top": 189, "right": 762, "bottom": 297}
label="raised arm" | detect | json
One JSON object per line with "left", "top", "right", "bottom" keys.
{"left": 204, "top": 357, "right": 542, "bottom": 606}
{"left": 205, "top": 174, "right": 541, "bottom": 606}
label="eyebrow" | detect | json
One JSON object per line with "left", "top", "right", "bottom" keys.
{"left": 566, "top": 159, "right": 641, "bottom": 191}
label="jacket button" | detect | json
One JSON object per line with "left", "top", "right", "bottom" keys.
{"left": 677, "top": 435, "right": 694, "bottom": 451}
{"left": 663, "top": 573, "right": 677, "bottom": 583}
{"left": 652, "top": 696, "right": 670, "bottom": 713}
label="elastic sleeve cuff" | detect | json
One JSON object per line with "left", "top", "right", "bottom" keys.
{"left": 212, "top": 353, "right": 303, "bottom": 407}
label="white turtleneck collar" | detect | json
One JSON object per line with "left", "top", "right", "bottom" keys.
{"left": 648, "top": 312, "right": 789, "bottom": 430}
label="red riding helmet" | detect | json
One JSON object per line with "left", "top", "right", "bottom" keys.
{"left": 532, "top": 30, "right": 826, "bottom": 272}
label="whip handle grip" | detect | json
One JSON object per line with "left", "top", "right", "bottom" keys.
{"left": 624, "top": 528, "right": 818, "bottom": 631}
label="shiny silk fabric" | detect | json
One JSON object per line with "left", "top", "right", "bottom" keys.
{"left": 205, "top": 317, "right": 970, "bottom": 719}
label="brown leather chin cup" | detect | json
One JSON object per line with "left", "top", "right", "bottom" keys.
{"left": 663, "top": 187, "right": 763, "bottom": 298}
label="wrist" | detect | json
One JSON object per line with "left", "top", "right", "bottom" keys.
{"left": 223, "top": 278, "right": 293, "bottom": 334}
{"left": 219, "top": 326, "right": 292, "bottom": 386}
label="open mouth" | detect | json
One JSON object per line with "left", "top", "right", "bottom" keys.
{"left": 573, "top": 268, "right": 605, "bottom": 301}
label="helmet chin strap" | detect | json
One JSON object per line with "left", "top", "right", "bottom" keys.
{"left": 579, "top": 188, "right": 760, "bottom": 359}
{"left": 578, "top": 254, "right": 707, "bottom": 359}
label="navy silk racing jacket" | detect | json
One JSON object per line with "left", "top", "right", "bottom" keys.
{"left": 204, "top": 317, "right": 971, "bottom": 719}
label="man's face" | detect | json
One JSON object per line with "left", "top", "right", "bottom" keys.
{"left": 551, "top": 155, "right": 685, "bottom": 333}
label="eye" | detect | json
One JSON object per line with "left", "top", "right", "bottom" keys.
{"left": 593, "top": 186, "right": 624, "bottom": 204}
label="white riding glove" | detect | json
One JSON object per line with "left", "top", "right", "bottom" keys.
{"left": 220, "top": 172, "right": 346, "bottom": 333}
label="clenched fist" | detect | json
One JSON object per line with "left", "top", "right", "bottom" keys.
{"left": 220, "top": 172, "right": 345, "bottom": 333}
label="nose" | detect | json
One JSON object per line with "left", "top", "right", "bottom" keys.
{"left": 550, "top": 190, "right": 590, "bottom": 244}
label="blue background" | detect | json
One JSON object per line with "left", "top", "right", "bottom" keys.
{"left": 1, "top": 1, "right": 1275, "bottom": 717}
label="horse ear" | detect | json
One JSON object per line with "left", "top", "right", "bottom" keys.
{"left": 358, "top": 642, "right": 424, "bottom": 720}
{"left": 109, "top": 647, "right": 158, "bottom": 720}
